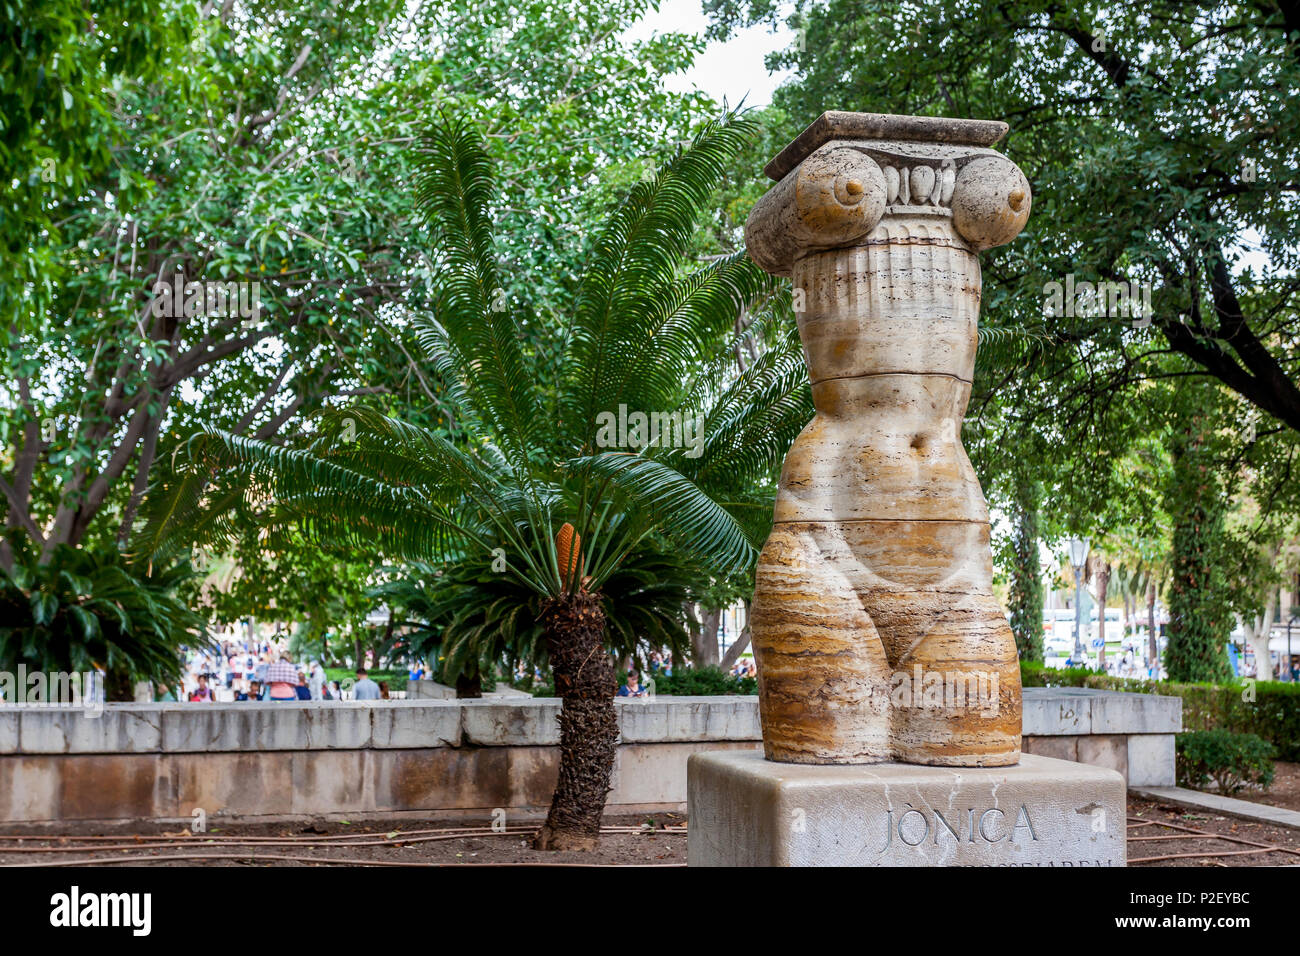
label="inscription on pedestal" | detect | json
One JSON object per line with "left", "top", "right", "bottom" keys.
{"left": 688, "top": 751, "right": 1127, "bottom": 867}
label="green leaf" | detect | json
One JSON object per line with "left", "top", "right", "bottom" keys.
{"left": 30, "top": 592, "right": 58, "bottom": 626}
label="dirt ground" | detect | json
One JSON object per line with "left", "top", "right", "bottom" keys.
{"left": 0, "top": 813, "right": 688, "bottom": 867}
{"left": 1227, "top": 760, "right": 1300, "bottom": 812}
{"left": 1127, "top": 797, "right": 1300, "bottom": 866}
{"left": 3, "top": 800, "right": 1298, "bottom": 867}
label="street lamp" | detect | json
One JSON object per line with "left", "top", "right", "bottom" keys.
{"left": 1287, "top": 611, "right": 1299, "bottom": 683}
{"left": 1069, "top": 538, "right": 1090, "bottom": 667}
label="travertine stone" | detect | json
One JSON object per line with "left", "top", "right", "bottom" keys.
{"left": 745, "top": 112, "right": 1032, "bottom": 766}
{"left": 688, "top": 750, "right": 1126, "bottom": 867}
{"left": 1126, "top": 735, "right": 1176, "bottom": 788}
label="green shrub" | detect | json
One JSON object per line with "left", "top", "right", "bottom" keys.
{"left": 324, "top": 667, "right": 407, "bottom": 687}
{"left": 1176, "top": 729, "right": 1276, "bottom": 794}
{"left": 648, "top": 666, "right": 756, "bottom": 696}
{"left": 0, "top": 538, "right": 202, "bottom": 698}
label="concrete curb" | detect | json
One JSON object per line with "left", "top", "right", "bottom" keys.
{"left": 1130, "top": 785, "right": 1300, "bottom": 831}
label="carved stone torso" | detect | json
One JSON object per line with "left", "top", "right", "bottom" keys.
{"left": 744, "top": 112, "right": 1031, "bottom": 766}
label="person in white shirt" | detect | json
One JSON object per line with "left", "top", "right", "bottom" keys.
{"left": 308, "top": 661, "right": 327, "bottom": 700}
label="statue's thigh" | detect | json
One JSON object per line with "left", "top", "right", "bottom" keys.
{"left": 752, "top": 524, "right": 891, "bottom": 764}
{"left": 862, "top": 588, "right": 1022, "bottom": 766}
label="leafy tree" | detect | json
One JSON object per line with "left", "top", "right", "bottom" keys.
{"left": 191, "top": 528, "right": 378, "bottom": 665}
{"left": 3, "top": 0, "right": 715, "bottom": 577}
{"left": 707, "top": 0, "right": 1300, "bottom": 430}
{"left": 138, "top": 110, "right": 807, "bottom": 850}
{"left": 0, "top": 533, "right": 205, "bottom": 699}
{"left": 1164, "top": 387, "right": 1234, "bottom": 682}
{"left": 705, "top": 1, "right": 1300, "bottom": 661}
{"left": 1, "top": 0, "right": 191, "bottom": 302}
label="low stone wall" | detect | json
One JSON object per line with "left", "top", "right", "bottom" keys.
{"left": 0, "top": 688, "right": 1179, "bottom": 824}
{"left": 1021, "top": 687, "right": 1181, "bottom": 788}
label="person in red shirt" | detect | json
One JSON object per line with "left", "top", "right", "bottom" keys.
{"left": 188, "top": 674, "right": 215, "bottom": 702}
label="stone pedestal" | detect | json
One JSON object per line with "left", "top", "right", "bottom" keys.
{"left": 688, "top": 751, "right": 1126, "bottom": 867}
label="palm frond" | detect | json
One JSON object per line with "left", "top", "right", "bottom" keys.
{"left": 412, "top": 115, "right": 544, "bottom": 475}
{"left": 562, "top": 109, "right": 761, "bottom": 451}
{"left": 570, "top": 452, "right": 756, "bottom": 581}
{"left": 133, "top": 428, "right": 487, "bottom": 568}
{"left": 616, "top": 251, "right": 779, "bottom": 417}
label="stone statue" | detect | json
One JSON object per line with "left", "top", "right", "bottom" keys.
{"left": 744, "top": 111, "right": 1031, "bottom": 767}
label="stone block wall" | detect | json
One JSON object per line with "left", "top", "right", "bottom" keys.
{"left": 0, "top": 689, "right": 1179, "bottom": 824}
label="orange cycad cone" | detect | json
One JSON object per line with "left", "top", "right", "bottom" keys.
{"left": 555, "top": 522, "right": 582, "bottom": 586}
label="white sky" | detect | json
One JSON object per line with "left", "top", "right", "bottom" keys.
{"left": 625, "top": 0, "right": 795, "bottom": 107}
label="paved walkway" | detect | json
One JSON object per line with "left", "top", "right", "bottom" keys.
{"left": 1131, "top": 786, "right": 1300, "bottom": 831}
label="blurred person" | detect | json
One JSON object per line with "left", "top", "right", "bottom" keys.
{"left": 352, "top": 668, "right": 381, "bottom": 700}
{"left": 295, "top": 673, "right": 312, "bottom": 700}
{"left": 617, "top": 672, "right": 645, "bottom": 698}
{"left": 308, "top": 661, "right": 327, "bottom": 699}
{"left": 264, "top": 656, "right": 299, "bottom": 701}
{"left": 188, "top": 674, "right": 215, "bottom": 702}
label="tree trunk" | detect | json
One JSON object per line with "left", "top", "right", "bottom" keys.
{"left": 1095, "top": 562, "right": 1111, "bottom": 669}
{"left": 719, "top": 599, "right": 753, "bottom": 669}
{"left": 455, "top": 670, "right": 483, "bottom": 699}
{"left": 692, "top": 605, "right": 722, "bottom": 668}
{"left": 533, "top": 588, "right": 617, "bottom": 851}
{"left": 1242, "top": 595, "right": 1276, "bottom": 680}
{"left": 1147, "top": 581, "right": 1158, "bottom": 675}
{"left": 1165, "top": 403, "right": 1232, "bottom": 683}
{"left": 1008, "top": 479, "right": 1045, "bottom": 662}
{"left": 104, "top": 664, "right": 135, "bottom": 703}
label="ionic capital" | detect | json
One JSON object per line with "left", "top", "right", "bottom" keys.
{"left": 745, "top": 111, "right": 1031, "bottom": 276}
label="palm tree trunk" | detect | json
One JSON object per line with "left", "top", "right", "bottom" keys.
{"left": 104, "top": 663, "right": 135, "bottom": 703}
{"left": 455, "top": 670, "right": 483, "bottom": 698}
{"left": 534, "top": 588, "right": 617, "bottom": 851}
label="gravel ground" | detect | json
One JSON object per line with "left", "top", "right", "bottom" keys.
{"left": 3, "top": 800, "right": 1297, "bottom": 867}
{"left": 1225, "top": 760, "right": 1300, "bottom": 813}
{"left": 0, "top": 813, "right": 688, "bottom": 867}
{"left": 1127, "top": 797, "right": 1300, "bottom": 866}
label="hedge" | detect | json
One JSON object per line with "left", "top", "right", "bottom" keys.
{"left": 647, "top": 666, "right": 757, "bottom": 696}
{"left": 1021, "top": 662, "right": 1300, "bottom": 761}
{"left": 1176, "top": 729, "right": 1276, "bottom": 794}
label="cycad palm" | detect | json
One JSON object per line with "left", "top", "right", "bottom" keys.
{"left": 373, "top": 545, "right": 699, "bottom": 698}
{"left": 137, "top": 110, "right": 810, "bottom": 850}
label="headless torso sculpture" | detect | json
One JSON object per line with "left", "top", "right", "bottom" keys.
{"left": 745, "top": 112, "right": 1031, "bottom": 767}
